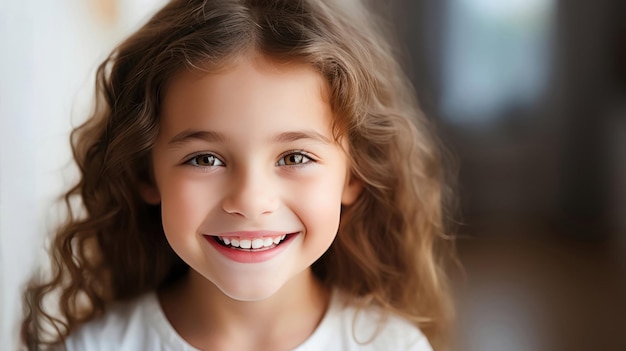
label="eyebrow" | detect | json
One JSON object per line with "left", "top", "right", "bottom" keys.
{"left": 271, "top": 130, "right": 332, "bottom": 144}
{"left": 168, "top": 129, "right": 332, "bottom": 146}
{"left": 168, "top": 130, "right": 227, "bottom": 146}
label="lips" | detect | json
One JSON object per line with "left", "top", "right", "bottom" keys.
{"left": 203, "top": 232, "right": 298, "bottom": 263}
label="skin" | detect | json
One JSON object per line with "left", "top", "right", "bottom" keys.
{"left": 143, "top": 54, "right": 362, "bottom": 350}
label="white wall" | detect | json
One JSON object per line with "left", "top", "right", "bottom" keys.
{"left": 0, "top": 0, "right": 166, "bottom": 348}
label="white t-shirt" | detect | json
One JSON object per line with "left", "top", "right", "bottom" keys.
{"left": 65, "top": 290, "right": 433, "bottom": 351}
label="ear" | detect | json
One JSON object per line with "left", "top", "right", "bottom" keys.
{"left": 139, "top": 182, "right": 161, "bottom": 205}
{"left": 341, "top": 172, "right": 363, "bottom": 205}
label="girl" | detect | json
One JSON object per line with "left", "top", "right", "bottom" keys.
{"left": 22, "top": 0, "right": 456, "bottom": 350}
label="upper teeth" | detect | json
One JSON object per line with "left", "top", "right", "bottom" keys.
{"left": 219, "top": 235, "right": 287, "bottom": 249}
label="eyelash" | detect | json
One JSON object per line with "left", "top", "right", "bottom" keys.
{"left": 185, "top": 153, "right": 225, "bottom": 167}
{"left": 183, "top": 151, "right": 316, "bottom": 168}
{"left": 276, "top": 150, "right": 315, "bottom": 167}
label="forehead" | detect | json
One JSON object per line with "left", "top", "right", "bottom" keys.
{"left": 158, "top": 55, "right": 334, "bottom": 140}
{"left": 165, "top": 55, "right": 327, "bottom": 102}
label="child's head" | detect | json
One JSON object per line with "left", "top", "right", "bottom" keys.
{"left": 24, "top": 0, "right": 454, "bottom": 348}
{"left": 148, "top": 54, "right": 363, "bottom": 301}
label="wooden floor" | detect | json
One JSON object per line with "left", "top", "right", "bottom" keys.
{"left": 450, "top": 219, "right": 626, "bottom": 351}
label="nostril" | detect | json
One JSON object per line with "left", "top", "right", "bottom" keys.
{"left": 221, "top": 194, "right": 279, "bottom": 217}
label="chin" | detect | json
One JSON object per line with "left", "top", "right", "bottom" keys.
{"left": 216, "top": 280, "right": 284, "bottom": 302}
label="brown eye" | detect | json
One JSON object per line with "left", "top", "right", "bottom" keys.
{"left": 187, "top": 154, "right": 224, "bottom": 167}
{"left": 277, "top": 153, "right": 312, "bottom": 166}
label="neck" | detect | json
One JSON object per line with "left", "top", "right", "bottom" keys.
{"left": 159, "top": 268, "right": 330, "bottom": 350}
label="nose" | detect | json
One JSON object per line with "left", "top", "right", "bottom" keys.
{"left": 221, "top": 167, "right": 279, "bottom": 218}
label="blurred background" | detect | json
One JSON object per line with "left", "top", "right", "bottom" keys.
{"left": 0, "top": 0, "right": 624, "bottom": 350}
{"left": 387, "top": 0, "right": 626, "bottom": 350}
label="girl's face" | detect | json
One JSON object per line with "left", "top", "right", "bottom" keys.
{"left": 148, "top": 55, "right": 362, "bottom": 301}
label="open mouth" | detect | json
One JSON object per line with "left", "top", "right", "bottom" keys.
{"left": 213, "top": 233, "right": 294, "bottom": 251}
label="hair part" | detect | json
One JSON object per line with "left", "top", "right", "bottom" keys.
{"left": 22, "top": 0, "right": 456, "bottom": 349}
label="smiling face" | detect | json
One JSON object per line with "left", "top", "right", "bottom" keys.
{"left": 147, "top": 55, "right": 362, "bottom": 301}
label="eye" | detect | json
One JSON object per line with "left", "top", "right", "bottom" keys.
{"left": 186, "top": 154, "right": 225, "bottom": 167}
{"left": 277, "top": 152, "right": 313, "bottom": 166}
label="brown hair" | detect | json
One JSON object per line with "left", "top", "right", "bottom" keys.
{"left": 22, "top": 0, "right": 456, "bottom": 349}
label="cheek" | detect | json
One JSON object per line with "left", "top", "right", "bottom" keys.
{"left": 292, "top": 171, "right": 346, "bottom": 235}
{"left": 158, "top": 173, "right": 219, "bottom": 237}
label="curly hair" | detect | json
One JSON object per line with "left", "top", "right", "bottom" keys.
{"left": 22, "top": 0, "right": 456, "bottom": 349}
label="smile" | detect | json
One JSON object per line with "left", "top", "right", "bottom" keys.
{"left": 203, "top": 232, "right": 298, "bottom": 263}
{"left": 216, "top": 234, "right": 288, "bottom": 250}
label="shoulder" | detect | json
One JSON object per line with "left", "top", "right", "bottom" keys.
{"left": 347, "top": 303, "right": 433, "bottom": 351}
{"left": 64, "top": 292, "right": 196, "bottom": 351}
{"left": 297, "top": 291, "right": 433, "bottom": 351}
